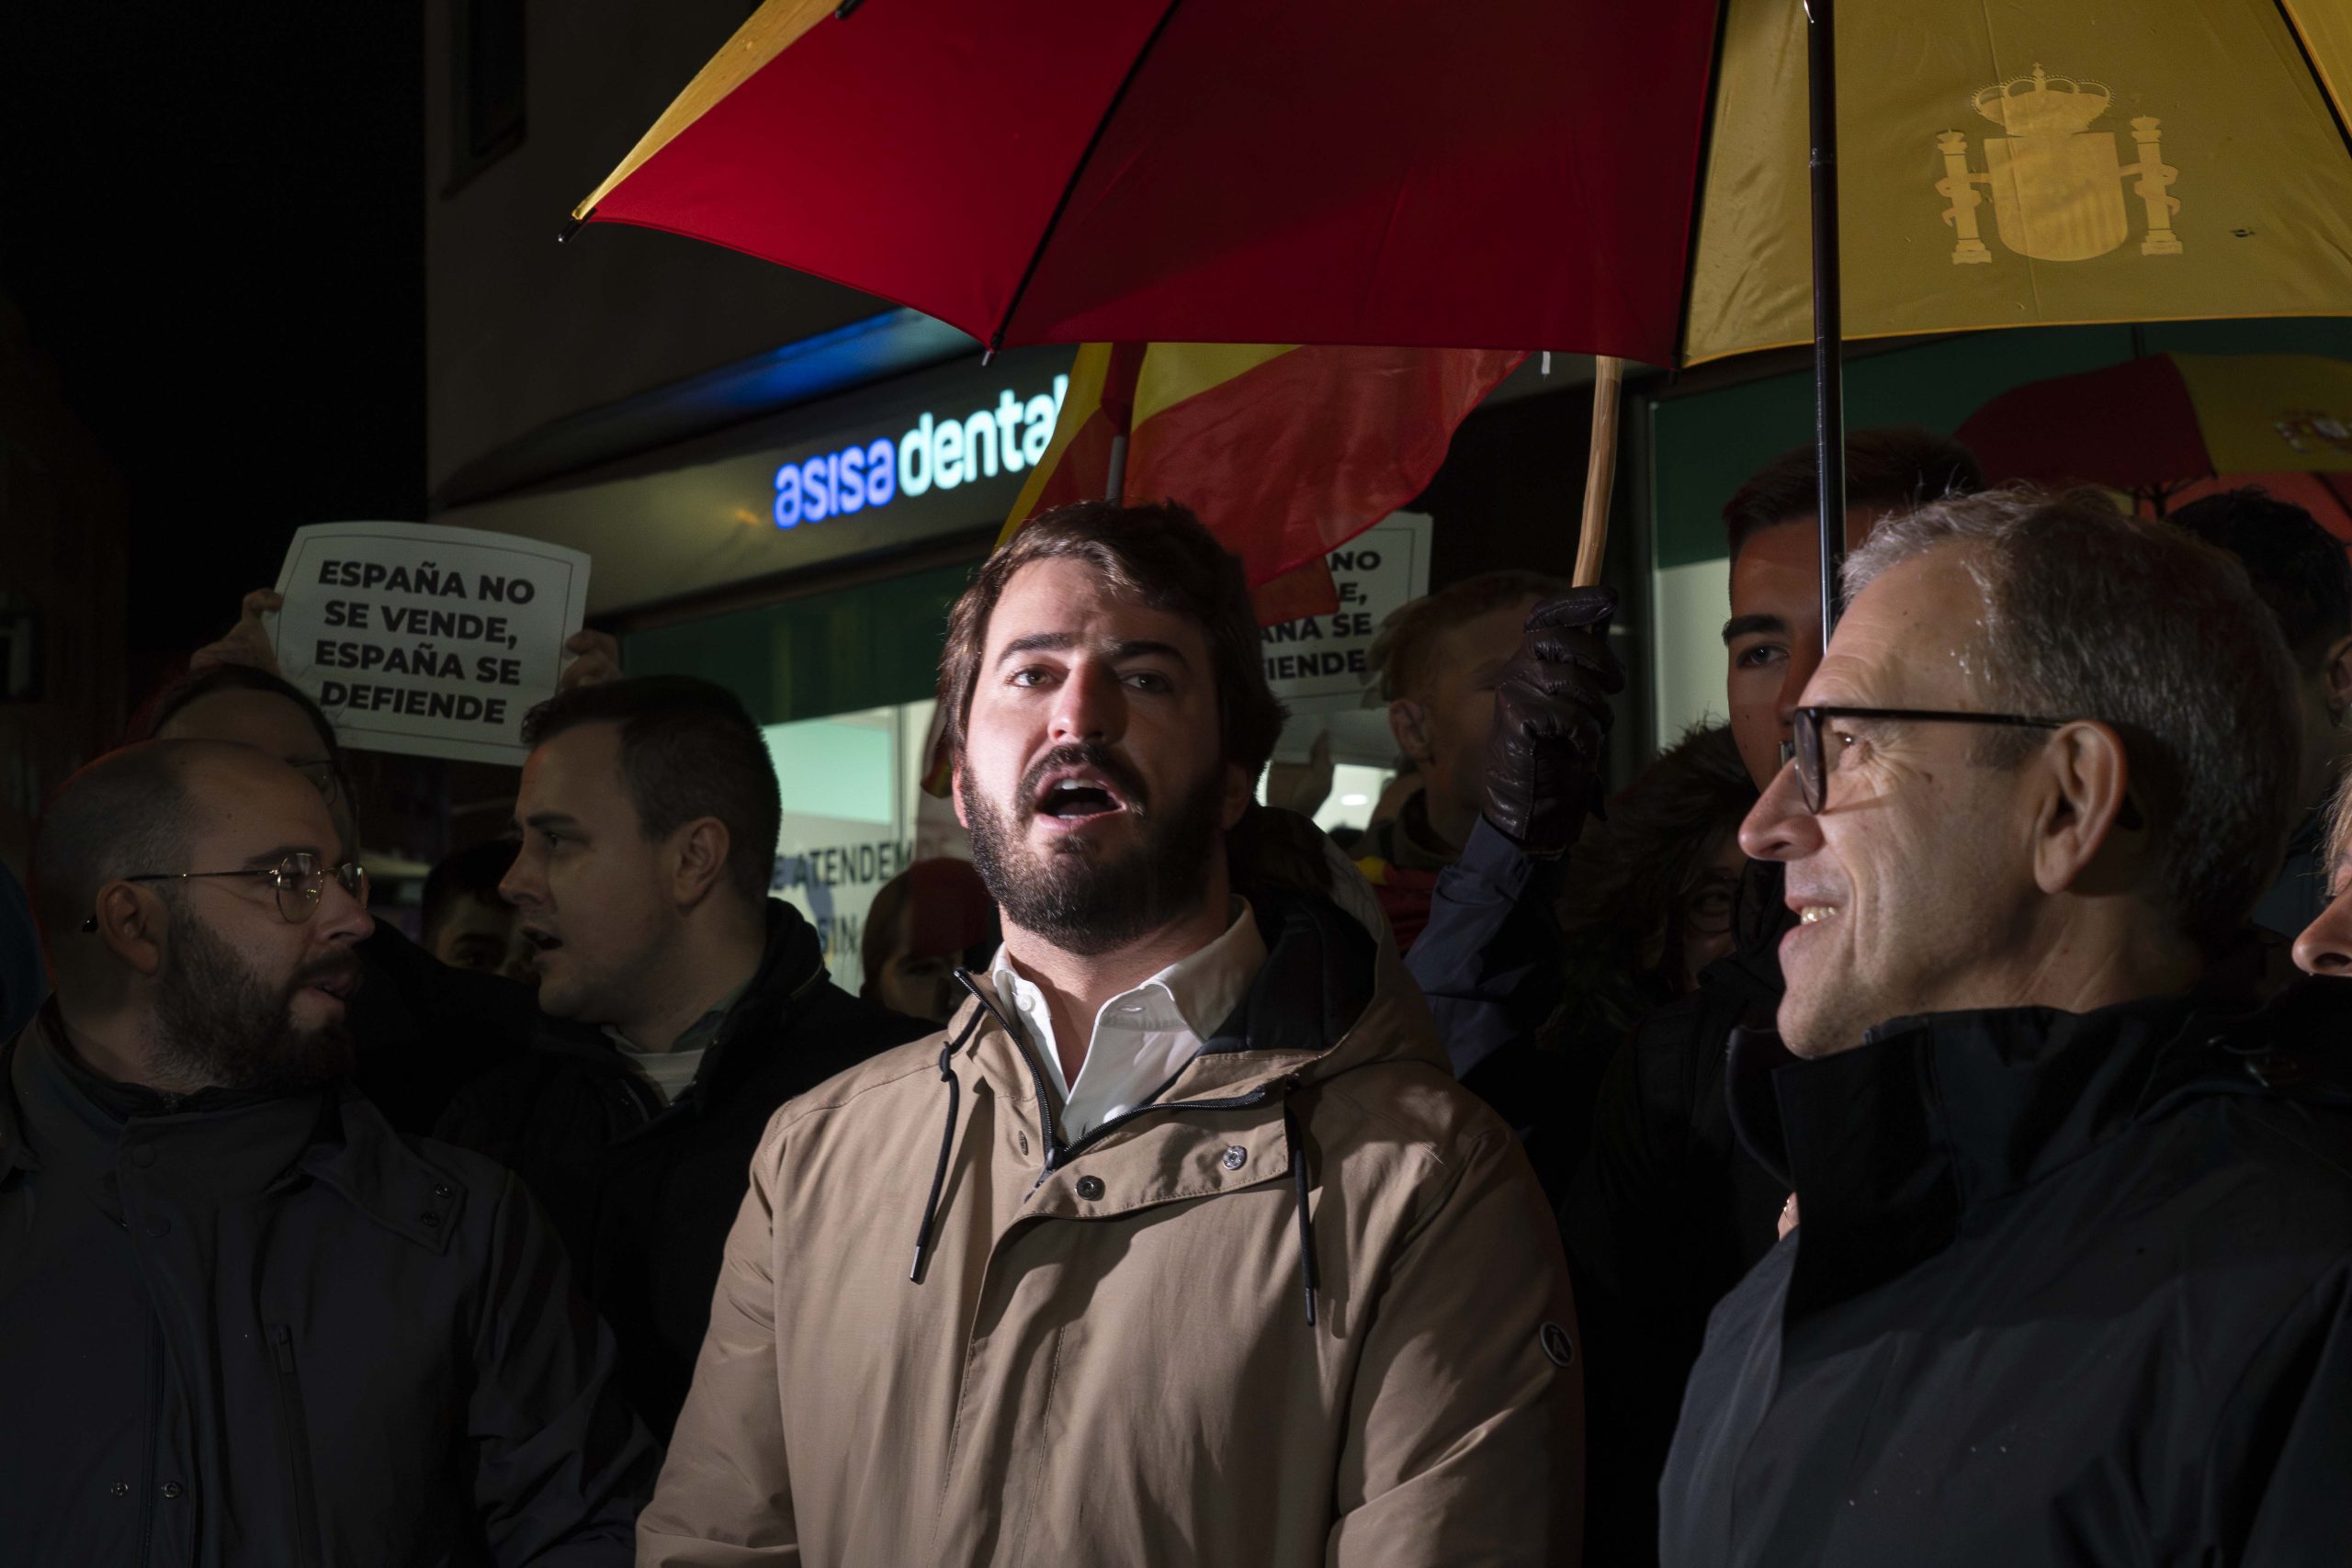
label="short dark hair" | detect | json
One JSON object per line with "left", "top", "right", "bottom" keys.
{"left": 30, "top": 742, "right": 203, "bottom": 948}
{"left": 1368, "top": 570, "right": 1567, "bottom": 705}
{"left": 1561, "top": 723, "right": 1758, "bottom": 990}
{"left": 1723, "top": 427, "right": 1986, "bottom": 561}
{"left": 521, "top": 676, "right": 781, "bottom": 908}
{"left": 937, "top": 502, "right": 1287, "bottom": 780}
{"left": 2168, "top": 489, "right": 2352, "bottom": 671}
{"left": 1848, "top": 487, "right": 2303, "bottom": 947}
{"left": 421, "top": 838, "right": 518, "bottom": 948}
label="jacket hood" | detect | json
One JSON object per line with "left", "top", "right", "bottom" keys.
{"left": 909, "top": 884, "right": 1446, "bottom": 1321}
{"left": 950, "top": 885, "right": 1444, "bottom": 1115}
{"left": 1724, "top": 975, "right": 2352, "bottom": 1323}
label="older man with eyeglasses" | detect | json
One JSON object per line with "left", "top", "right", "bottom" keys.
{"left": 0, "top": 739, "right": 655, "bottom": 1565}
{"left": 1660, "top": 488, "right": 2352, "bottom": 1568}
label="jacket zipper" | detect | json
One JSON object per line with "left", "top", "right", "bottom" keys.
{"left": 266, "top": 1325, "right": 326, "bottom": 1568}
{"left": 952, "top": 970, "right": 1289, "bottom": 1190}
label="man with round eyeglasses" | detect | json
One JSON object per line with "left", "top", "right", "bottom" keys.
{"left": 0, "top": 739, "right": 655, "bottom": 1564}
{"left": 1661, "top": 488, "right": 2352, "bottom": 1568}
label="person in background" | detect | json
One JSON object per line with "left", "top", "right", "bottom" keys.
{"left": 2168, "top": 487, "right": 2352, "bottom": 936}
{"left": 1664, "top": 488, "right": 2352, "bottom": 1567}
{"left": 2292, "top": 770, "right": 2352, "bottom": 976}
{"left": 1493, "top": 724, "right": 1756, "bottom": 1204}
{"left": 434, "top": 676, "right": 931, "bottom": 1438}
{"left": 858, "top": 855, "right": 997, "bottom": 1024}
{"left": 1397, "top": 427, "right": 1983, "bottom": 1567}
{"left": 1356, "top": 570, "right": 1570, "bottom": 949}
{"left": 131, "top": 663, "right": 543, "bottom": 1132}
{"left": 3, "top": 740, "right": 655, "bottom": 1564}
{"left": 422, "top": 837, "right": 537, "bottom": 985}
{"left": 639, "top": 502, "right": 1580, "bottom": 1566}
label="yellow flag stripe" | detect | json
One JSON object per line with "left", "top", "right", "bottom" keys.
{"left": 2172, "top": 352, "right": 2352, "bottom": 473}
{"left": 1131, "top": 343, "right": 1297, "bottom": 426}
{"left": 1001, "top": 343, "right": 1114, "bottom": 543}
{"left": 572, "top": 0, "right": 833, "bottom": 221}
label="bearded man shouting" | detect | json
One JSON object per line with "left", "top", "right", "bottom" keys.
{"left": 0, "top": 740, "right": 654, "bottom": 1564}
{"left": 642, "top": 502, "right": 1583, "bottom": 1567}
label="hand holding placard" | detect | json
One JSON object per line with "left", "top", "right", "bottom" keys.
{"left": 269, "top": 523, "right": 593, "bottom": 765}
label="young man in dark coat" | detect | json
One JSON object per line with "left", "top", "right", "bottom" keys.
{"left": 1661, "top": 489, "right": 2352, "bottom": 1566}
{"left": 434, "top": 676, "right": 930, "bottom": 1437}
{"left": 2, "top": 740, "right": 655, "bottom": 1565}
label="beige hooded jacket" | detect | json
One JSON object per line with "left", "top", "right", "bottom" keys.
{"left": 639, "top": 891, "right": 1582, "bottom": 1566}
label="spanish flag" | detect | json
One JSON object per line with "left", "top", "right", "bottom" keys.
{"left": 1002, "top": 343, "right": 1524, "bottom": 623}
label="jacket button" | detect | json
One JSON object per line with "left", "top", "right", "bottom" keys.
{"left": 161, "top": 1482, "right": 185, "bottom": 1500}
{"left": 127, "top": 1146, "right": 155, "bottom": 1169}
{"left": 421, "top": 1211, "right": 442, "bottom": 1226}
{"left": 1016, "top": 1130, "right": 1030, "bottom": 1156}
{"left": 433, "top": 1183, "right": 452, "bottom": 1199}
{"left": 1222, "top": 1145, "right": 1248, "bottom": 1170}
{"left": 141, "top": 1215, "right": 171, "bottom": 1238}
{"left": 1075, "top": 1176, "right": 1105, "bottom": 1201}
{"left": 110, "top": 1482, "right": 130, "bottom": 1498}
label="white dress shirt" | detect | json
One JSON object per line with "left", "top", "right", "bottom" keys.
{"left": 989, "top": 903, "right": 1267, "bottom": 1145}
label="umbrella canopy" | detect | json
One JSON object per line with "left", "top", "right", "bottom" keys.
{"left": 573, "top": 0, "right": 2352, "bottom": 366}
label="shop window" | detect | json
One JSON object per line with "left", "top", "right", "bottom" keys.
{"left": 447, "top": 0, "right": 526, "bottom": 193}
{"left": 763, "top": 699, "right": 967, "bottom": 979}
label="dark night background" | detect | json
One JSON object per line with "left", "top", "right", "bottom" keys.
{"left": 1, "top": 4, "right": 425, "bottom": 697}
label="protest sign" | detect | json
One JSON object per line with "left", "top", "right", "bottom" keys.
{"left": 270, "top": 522, "right": 593, "bottom": 765}
{"left": 1259, "top": 512, "right": 1432, "bottom": 712}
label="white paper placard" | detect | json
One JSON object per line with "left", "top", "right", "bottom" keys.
{"left": 1259, "top": 512, "right": 1433, "bottom": 712}
{"left": 269, "top": 522, "right": 592, "bottom": 765}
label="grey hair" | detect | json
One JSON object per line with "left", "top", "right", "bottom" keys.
{"left": 1842, "top": 486, "right": 2303, "bottom": 948}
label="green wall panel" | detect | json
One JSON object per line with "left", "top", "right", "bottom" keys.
{"left": 624, "top": 558, "right": 980, "bottom": 726}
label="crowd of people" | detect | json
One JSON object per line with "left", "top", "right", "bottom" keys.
{"left": 2, "top": 434, "right": 2350, "bottom": 1566}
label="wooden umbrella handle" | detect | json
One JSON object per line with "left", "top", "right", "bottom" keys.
{"left": 1574, "top": 355, "right": 1625, "bottom": 588}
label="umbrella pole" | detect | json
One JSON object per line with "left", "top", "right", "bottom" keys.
{"left": 1805, "top": 0, "right": 1849, "bottom": 634}
{"left": 1574, "top": 356, "right": 1625, "bottom": 589}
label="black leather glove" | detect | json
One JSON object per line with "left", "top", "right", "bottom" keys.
{"left": 1480, "top": 587, "right": 1624, "bottom": 857}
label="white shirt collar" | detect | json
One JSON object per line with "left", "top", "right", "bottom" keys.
{"left": 989, "top": 902, "right": 1266, "bottom": 1145}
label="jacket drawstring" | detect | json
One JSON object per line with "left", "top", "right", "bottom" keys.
{"left": 909, "top": 1009, "right": 984, "bottom": 1284}
{"left": 1283, "top": 1098, "right": 1319, "bottom": 1326}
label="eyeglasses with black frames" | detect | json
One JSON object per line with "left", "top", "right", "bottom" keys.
{"left": 79, "top": 852, "right": 369, "bottom": 933}
{"left": 1776, "top": 706, "right": 2071, "bottom": 814}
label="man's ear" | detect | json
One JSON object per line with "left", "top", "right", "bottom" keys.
{"left": 91, "top": 883, "right": 166, "bottom": 978}
{"left": 1386, "top": 698, "right": 1433, "bottom": 768}
{"left": 951, "top": 762, "right": 971, "bottom": 830}
{"left": 2032, "top": 720, "right": 2132, "bottom": 897}
{"left": 670, "top": 818, "right": 735, "bottom": 908}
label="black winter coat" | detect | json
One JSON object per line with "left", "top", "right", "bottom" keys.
{"left": 1662, "top": 982, "right": 2352, "bottom": 1568}
{"left": 0, "top": 1008, "right": 658, "bottom": 1566}
{"left": 435, "top": 898, "right": 931, "bottom": 1436}
{"left": 1557, "top": 863, "right": 1792, "bottom": 1568}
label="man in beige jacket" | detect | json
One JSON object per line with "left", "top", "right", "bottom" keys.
{"left": 641, "top": 502, "right": 1583, "bottom": 1566}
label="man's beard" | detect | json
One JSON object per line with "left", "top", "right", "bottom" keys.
{"left": 150, "top": 912, "right": 360, "bottom": 1095}
{"left": 965, "top": 742, "right": 1227, "bottom": 958}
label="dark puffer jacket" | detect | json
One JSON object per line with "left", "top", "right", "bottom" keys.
{"left": 0, "top": 1007, "right": 658, "bottom": 1566}
{"left": 1662, "top": 980, "right": 2352, "bottom": 1568}
{"left": 435, "top": 898, "right": 931, "bottom": 1436}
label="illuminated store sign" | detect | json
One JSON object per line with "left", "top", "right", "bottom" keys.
{"left": 774, "top": 375, "right": 1069, "bottom": 529}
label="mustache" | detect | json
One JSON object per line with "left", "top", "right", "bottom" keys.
{"left": 288, "top": 951, "right": 366, "bottom": 996}
{"left": 1018, "top": 742, "right": 1152, "bottom": 816}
